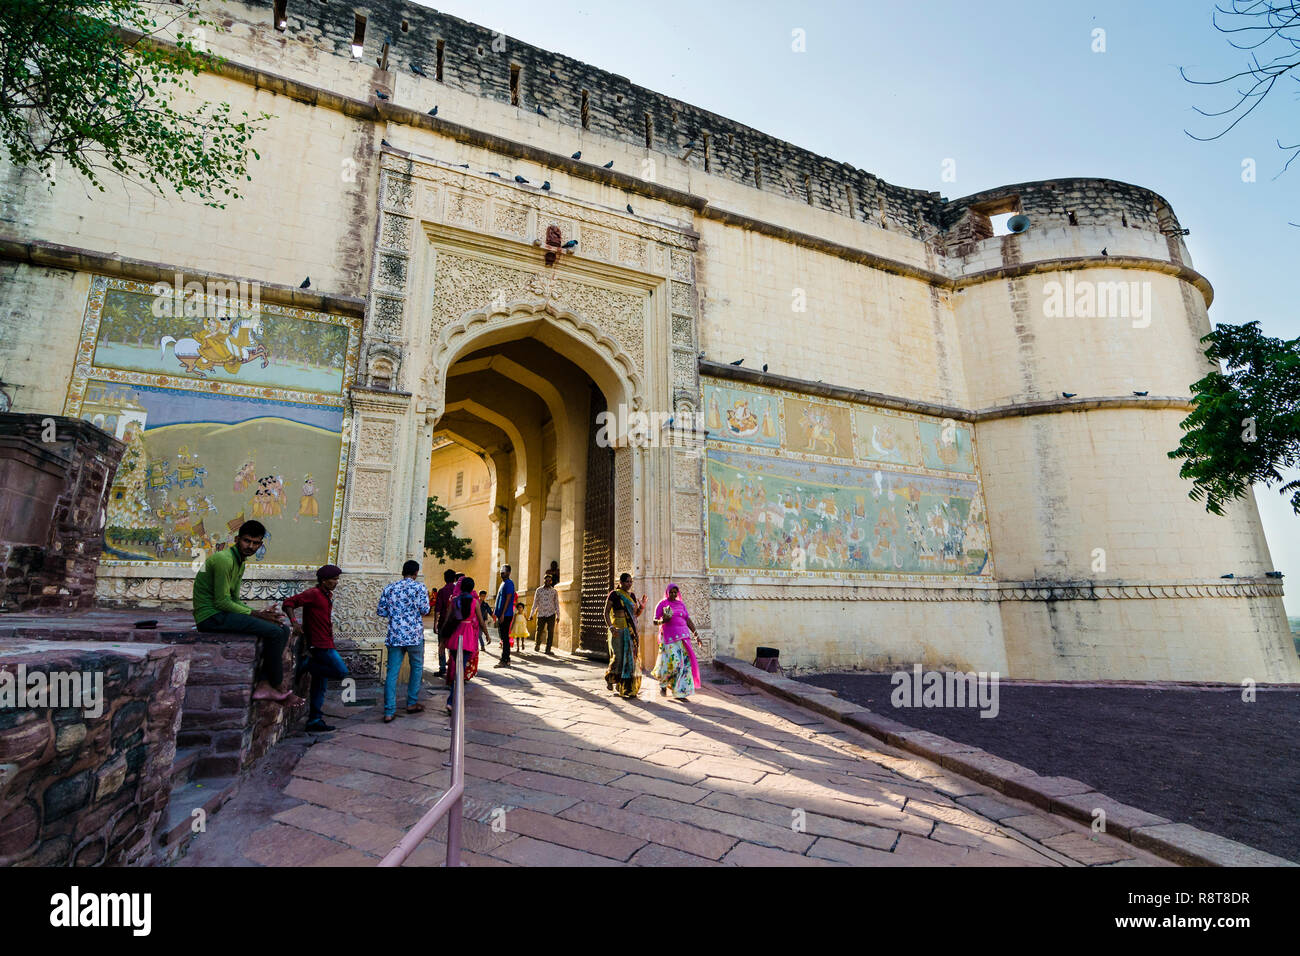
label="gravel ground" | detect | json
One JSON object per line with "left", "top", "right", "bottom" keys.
{"left": 800, "top": 672, "right": 1300, "bottom": 863}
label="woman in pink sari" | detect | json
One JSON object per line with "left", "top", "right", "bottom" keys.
{"left": 443, "top": 575, "right": 490, "bottom": 715}
{"left": 651, "top": 583, "right": 700, "bottom": 700}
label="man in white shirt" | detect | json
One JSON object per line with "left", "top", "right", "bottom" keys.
{"left": 529, "top": 572, "right": 560, "bottom": 655}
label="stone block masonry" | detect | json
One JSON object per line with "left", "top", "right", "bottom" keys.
{"left": 0, "top": 414, "right": 124, "bottom": 612}
{"left": 0, "top": 611, "right": 309, "bottom": 782}
{"left": 0, "top": 640, "right": 182, "bottom": 866}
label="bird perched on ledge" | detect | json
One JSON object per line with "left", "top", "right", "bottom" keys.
{"left": 1061, "top": 391, "right": 1077, "bottom": 398}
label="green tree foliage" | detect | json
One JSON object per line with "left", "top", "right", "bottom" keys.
{"left": 424, "top": 496, "right": 474, "bottom": 561}
{"left": 1169, "top": 321, "right": 1300, "bottom": 515}
{"left": 0, "top": 0, "right": 271, "bottom": 208}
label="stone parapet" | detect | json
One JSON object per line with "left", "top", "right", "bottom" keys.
{"left": 0, "top": 639, "right": 182, "bottom": 866}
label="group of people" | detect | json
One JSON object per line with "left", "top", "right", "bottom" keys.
{"left": 190, "top": 521, "right": 704, "bottom": 734}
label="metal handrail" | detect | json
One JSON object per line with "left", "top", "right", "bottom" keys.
{"left": 379, "top": 645, "right": 465, "bottom": 867}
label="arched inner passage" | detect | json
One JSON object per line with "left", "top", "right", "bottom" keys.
{"left": 426, "top": 329, "right": 622, "bottom": 656}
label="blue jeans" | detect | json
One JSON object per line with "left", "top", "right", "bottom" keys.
{"left": 306, "top": 649, "right": 349, "bottom": 721}
{"left": 384, "top": 643, "right": 425, "bottom": 717}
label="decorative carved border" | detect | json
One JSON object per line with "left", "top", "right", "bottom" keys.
{"left": 382, "top": 154, "right": 699, "bottom": 253}
{"left": 429, "top": 298, "right": 645, "bottom": 417}
{"left": 710, "top": 581, "right": 1285, "bottom": 602}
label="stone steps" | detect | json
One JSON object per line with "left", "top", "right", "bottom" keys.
{"left": 156, "top": 776, "right": 239, "bottom": 860}
{"left": 169, "top": 746, "right": 201, "bottom": 787}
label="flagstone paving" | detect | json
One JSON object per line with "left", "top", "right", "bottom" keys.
{"left": 177, "top": 652, "right": 1170, "bottom": 867}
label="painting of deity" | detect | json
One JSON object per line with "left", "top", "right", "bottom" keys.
{"left": 855, "top": 410, "right": 922, "bottom": 466}
{"left": 703, "top": 381, "right": 781, "bottom": 449}
{"left": 88, "top": 278, "right": 352, "bottom": 394}
{"left": 783, "top": 397, "right": 852, "bottom": 459}
{"left": 918, "top": 419, "right": 976, "bottom": 474}
{"left": 705, "top": 448, "right": 991, "bottom": 577}
{"left": 81, "top": 380, "right": 344, "bottom": 567}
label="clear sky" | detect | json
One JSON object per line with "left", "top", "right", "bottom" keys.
{"left": 412, "top": 0, "right": 1300, "bottom": 609}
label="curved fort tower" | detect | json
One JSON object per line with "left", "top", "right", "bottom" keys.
{"left": 2, "top": 0, "right": 1296, "bottom": 681}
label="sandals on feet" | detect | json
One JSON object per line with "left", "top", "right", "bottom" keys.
{"left": 406, "top": 704, "right": 425, "bottom": 714}
{"left": 383, "top": 714, "right": 396, "bottom": 723}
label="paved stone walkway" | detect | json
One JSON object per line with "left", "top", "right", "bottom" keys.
{"left": 178, "top": 653, "right": 1169, "bottom": 866}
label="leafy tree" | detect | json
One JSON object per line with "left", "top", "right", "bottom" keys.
{"left": 424, "top": 496, "right": 474, "bottom": 560}
{"left": 0, "top": 0, "right": 271, "bottom": 208}
{"left": 1169, "top": 321, "right": 1300, "bottom": 515}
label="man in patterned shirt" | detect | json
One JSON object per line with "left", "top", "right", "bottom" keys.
{"left": 377, "top": 559, "right": 432, "bottom": 722}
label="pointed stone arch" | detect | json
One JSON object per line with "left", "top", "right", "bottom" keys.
{"left": 428, "top": 299, "right": 643, "bottom": 430}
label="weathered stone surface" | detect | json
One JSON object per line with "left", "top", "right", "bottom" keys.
{"left": 1001, "top": 775, "right": 1096, "bottom": 810}
{"left": 1127, "top": 823, "right": 1298, "bottom": 868}
{"left": 1049, "top": 792, "right": 1170, "bottom": 839}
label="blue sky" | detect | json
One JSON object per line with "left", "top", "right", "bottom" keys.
{"left": 413, "top": 0, "right": 1300, "bottom": 608}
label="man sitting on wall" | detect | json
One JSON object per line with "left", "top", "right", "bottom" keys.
{"left": 193, "top": 519, "right": 301, "bottom": 705}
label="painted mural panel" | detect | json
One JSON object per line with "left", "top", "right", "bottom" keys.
{"left": 90, "top": 280, "right": 351, "bottom": 394}
{"left": 84, "top": 382, "right": 342, "bottom": 565}
{"left": 702, "top": 381, "right": 781, "bottom": 448}
{"left": 918, "top": 419, "right": 976, "bottom": 474}
{"left": 783, "top": 397, "right": 852, "bottom": 459}
{"left": 705, "top": 448, "right": 991, "bottom": 577}
{"left": 65, "top": 275, "right": 360, "bottom": 569}
{"left": 855, "top": 409, "right": 922, "bottom": 467}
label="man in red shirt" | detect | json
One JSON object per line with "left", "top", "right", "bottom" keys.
{"left": 433, "top": 568, "right": 459, "bottom": 676}
{"left": 282, "top": 565, "right": 348, "bottom": 733}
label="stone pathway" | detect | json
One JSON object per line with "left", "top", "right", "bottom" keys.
{"left": 178, "top": 653, "right": 1169, "bottom": 866}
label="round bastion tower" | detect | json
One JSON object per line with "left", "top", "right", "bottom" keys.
{"left": 943, "top": 180, "right": 1300, "bottom": 682}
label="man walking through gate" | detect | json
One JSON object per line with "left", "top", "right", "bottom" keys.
{"left": 378, "top": 560, "right": 432, "bottom": 721}
{"left": 494, "top": 564, "right": 517, "bottom": 668}
{"left": 529, "top": 572, "right": 559, "bottom": 655}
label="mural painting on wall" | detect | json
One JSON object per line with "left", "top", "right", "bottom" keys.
{"left": 784, "top": 397, "right": 852, "bottom": 458}
{"left": 90, "top": 279, "right": 350, "bottom": 393}
{"left": 918, "top": 419, "right": 975, "bottom": 474}
{"left": 65, "top": 276, "right": 360, "bottom": 569}
{"left": 855, "top": 409, "right": 922, "bottom": 467}
{"left": 706, "top": 449, "right": 990, "bottom": 577}
{"left": 703, "top": 381, "right": 781, "bottom": 448}
{"left": 701, "top": 377, "right": 992, "bottom": 579}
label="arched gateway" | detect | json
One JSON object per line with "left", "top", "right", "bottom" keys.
{"left": 332, "top": 157, "right": 710, "bottom": 668}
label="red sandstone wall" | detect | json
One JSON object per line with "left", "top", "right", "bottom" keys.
{"left": 0, "top": 641, "right": 183, "bottom": 866}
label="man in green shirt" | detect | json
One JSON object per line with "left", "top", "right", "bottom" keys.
{"left": 194, "top": 519, "right": 300, "bottom": 704}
